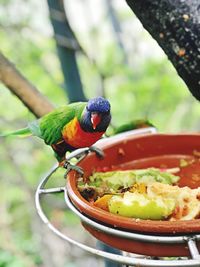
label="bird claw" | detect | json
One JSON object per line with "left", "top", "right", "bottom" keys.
{"left": 63, "top": 161, "right": 84, "bottom": 178}
{"left": 61, "top": 146, "right": 104, "bottom": 179}
{"left": 89, "top": 146, "right": 104, "bottom": 159}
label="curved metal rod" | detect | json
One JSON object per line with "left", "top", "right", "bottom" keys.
{"left": 98, "top": 127, "right": 157, "bottom": 142}
{"left": 65, "top": 147, "right": 92, "bottom": 161}
{"left": 64, "top": 190, "right": 200, "bottom": 244}
{"left": 35, "top": 167, "right": 200, "bottom": 267}
{"left": 188, "top": 239, "right": 200, "bottom": 260}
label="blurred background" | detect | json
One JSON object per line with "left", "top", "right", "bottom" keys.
{"left": 0, "top": 0, "right": 200, "bottom": 266}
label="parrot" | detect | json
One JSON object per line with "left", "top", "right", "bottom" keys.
{"left": 112, "top": 119, "right": 155, "bottom": 135}
{"left": 1, "top": 97, "right": 111, "bottom": 175}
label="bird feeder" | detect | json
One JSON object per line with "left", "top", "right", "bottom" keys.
{"left": 35, "top": 128, "right": 200, "bottom": 266}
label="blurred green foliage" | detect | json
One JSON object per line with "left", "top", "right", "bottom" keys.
{"left": 1, "top": 0, "right": 200, "bottom": 266}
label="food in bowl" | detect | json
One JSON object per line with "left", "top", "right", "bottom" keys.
{"left": 78, "top": 168, "right": 200, "bottom": 221}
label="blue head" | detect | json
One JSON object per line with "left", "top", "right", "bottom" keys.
{"left": 87, "top": 97, "right": 111, "bottom": 114}
{"left": 81, "top": 97, "right": 111, "bottom": 132}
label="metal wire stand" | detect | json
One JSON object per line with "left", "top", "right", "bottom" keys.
{"left": 35, "top": 128, "right": 200, "bottom": 267}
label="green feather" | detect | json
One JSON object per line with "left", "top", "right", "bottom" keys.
{"left": 28, "top": 120, "right": 41, "bottom": 137}
{"left": 113, "top": 119, "right": 154, "bottom": 135}
{"left": 1, "top": 102, "right": 86, "bottom": 145}
{"left": 0, "top": 127, "right": 32, "bottom": 138}
{"left": 39, "top": 102, "right": 86, "bottom": 145}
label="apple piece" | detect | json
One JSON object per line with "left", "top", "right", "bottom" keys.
{"left": 108, "top": 192, "right": 175, "bottom": 220}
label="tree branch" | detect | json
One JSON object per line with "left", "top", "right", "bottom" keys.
{"left": 126, "top": 0, "right": 200, "bottom": 101}
{"left": 0, "top": 51, "right": 54, "bottom": 118}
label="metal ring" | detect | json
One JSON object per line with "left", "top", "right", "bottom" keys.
{"left": 64, "top": 189, "right": 200, "bottom": 244}
{"left": 35, "top": 165, "right": 200, "bottom": 266}
{"left": 34, "top": 129, "right": 200, "bottom": 266}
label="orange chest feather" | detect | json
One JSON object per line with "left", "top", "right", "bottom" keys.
{"left": 62, "top": 117, "right": 104, "bottom": 148}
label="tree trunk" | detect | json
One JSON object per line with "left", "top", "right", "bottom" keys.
{"left": 0, "top": 52, "right": 54, "bottom": 118}
{"left": 126, "top": 0, "right": 200, "bottom": 101}
{"left": 47, "top": 0, "right": 87, "bottom": 102}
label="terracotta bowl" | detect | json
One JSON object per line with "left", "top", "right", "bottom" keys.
{"left": 66, "top": 133, "right": 200, "bottom": 257}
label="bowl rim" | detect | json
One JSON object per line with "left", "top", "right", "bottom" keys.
{"left": 66, "top": 132, "right": 200, "bottom": 234}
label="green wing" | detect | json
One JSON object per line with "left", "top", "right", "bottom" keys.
{"left": 38, "top": 102, "right": 86, "bottom": 145}
{"left": 113, "top": 119, "right": 154, "bottom": 135}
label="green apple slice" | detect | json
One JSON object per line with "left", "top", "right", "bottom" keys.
{"left": 108, "top": 192, "right": 175, "bottom": 220}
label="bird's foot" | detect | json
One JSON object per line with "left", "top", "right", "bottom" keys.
{"left": 89, "top": 146, "right": 104, "bottom": 159}
{"left": 63, "top": 161, "right": 84, "bottom": 178}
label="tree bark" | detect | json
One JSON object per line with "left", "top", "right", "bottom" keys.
{"left": 0, "top": 52, "right": 54, "bottom": 118}
{"left": 126, "top": 0, "right": 200, "bottom": 101}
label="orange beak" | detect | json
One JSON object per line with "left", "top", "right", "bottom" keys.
{"left": 91, "top": 112, "right": 101, "bottom": 130}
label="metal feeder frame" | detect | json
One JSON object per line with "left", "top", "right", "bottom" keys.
{"left": 35, "top": 128, "right": 200, "bottom": 267}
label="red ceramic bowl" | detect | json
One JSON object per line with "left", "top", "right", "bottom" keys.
{"left": 66, "top": 133, "right": 200, "bottom": 256}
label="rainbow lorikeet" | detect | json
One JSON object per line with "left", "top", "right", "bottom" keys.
{"left": 112, "top": 119, "right": 154, "bottom": 135}
{"left": 1, "top": 97, "right": 111, "bottom": 174}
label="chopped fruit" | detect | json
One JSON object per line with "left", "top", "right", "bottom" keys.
{"left": 94, "top": 194, "right": 113, "bottom": 211}
{"left": 147, "top": 183, "right": 200, "bottom": 221}
{"left": 129, "top": 183, "right": 147, "bottom": 194}
{"left": 108, "top": 191, "right": 175, "bottom": 220}
{"left": 78, "top": 167, "right": 200, "bottom": 221}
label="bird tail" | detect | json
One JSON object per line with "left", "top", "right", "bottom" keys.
{"left": 0, "top": 127, "right": 32, "bottom": 138}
